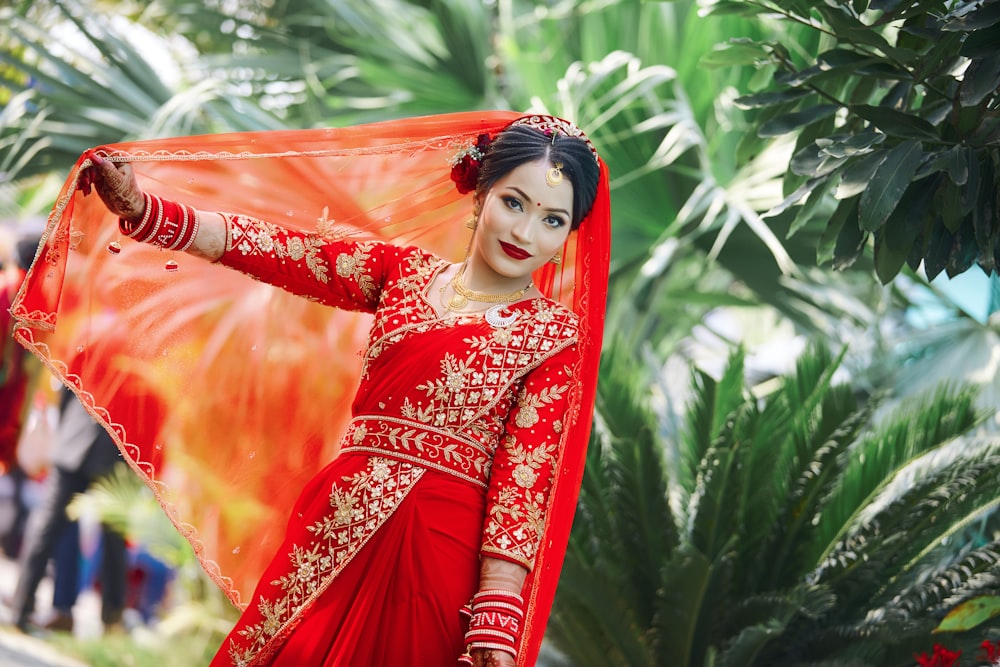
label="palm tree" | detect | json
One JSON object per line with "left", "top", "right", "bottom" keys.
{"left": 547, "top": 342, "right": 1000, "bottom": 666}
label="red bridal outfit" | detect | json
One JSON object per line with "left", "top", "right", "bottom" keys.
{"left": 11, "top": 111, "right": 611, "bottom": 666}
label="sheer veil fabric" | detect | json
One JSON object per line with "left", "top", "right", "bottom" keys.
{"left": 10, "top": 110, "right": 610, "bottom": 664}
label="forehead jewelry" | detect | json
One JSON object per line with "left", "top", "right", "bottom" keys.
{"left": 545, "top": 162, "right": 564, "bottom": 187}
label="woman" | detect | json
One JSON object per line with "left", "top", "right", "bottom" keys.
{"left": 11, "top": 112, "right": 610, "bottom": 666}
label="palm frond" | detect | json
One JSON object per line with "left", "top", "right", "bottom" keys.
{"left": 811, "top": 384, "right": 982, "bottom": 568}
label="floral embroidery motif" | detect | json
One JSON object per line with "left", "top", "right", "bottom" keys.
{"left": 226, "top": 457, "right": 423, "bottom": 666}
{"left": 343, "top": 416, "right": 493, "bottom": 487}
{"left": 513, "top": 383, "right": 568, "bottom": 429}
{"left": 400, "top": 316, "right": 575, "bottom": 434}
{"left": 484, "top": 432, "right": 559, "bottom": 561}
{"left": 226, "top": 214, "right": 331, "bottom": 285}
{"left": 335, "top": 245, "right": 378, "bottom": 301}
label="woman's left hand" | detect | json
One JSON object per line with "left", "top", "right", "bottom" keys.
{"left": 471, "top": 649, "right": 515, "bottom": 667}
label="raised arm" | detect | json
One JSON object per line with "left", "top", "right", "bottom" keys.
{"left": 84, "top": 155, "right": 227, "bottom": 261}
{"left": 83, "top": 154, "right": 398, "bottom": 312}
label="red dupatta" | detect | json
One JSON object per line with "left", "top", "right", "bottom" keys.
{"left": 10, "top": 110, "right": 610, "bottom": 665}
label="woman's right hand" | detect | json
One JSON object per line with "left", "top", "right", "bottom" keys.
{"left": 79, "top": 153, "right": 146, "bottom": 223}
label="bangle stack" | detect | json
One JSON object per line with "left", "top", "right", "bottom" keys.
{"left": 119, "top": 193, "right": 201, "bottom": 252}
{"left": 457, "top": 589, "right": 525, "bottom": 665}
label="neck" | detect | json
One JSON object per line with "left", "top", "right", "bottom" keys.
{"left": 459, "top": 258, "right": 532, "bottom": 295}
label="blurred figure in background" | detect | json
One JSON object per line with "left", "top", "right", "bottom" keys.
{"left": 9, "top": 387, "right": 127, "bottom": 634}
{"left": 0, "top": 230, "right": 46, "bottom": 558}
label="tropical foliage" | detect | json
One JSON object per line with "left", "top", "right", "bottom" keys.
{"left": 703, "top": 0, "right": 1000, "bottom": 283}
{"left": 3, "top": 1, "right": 1000, "bottom": 666}
{"left": 548, "top": 343, "right": 1000, "bottom": 666}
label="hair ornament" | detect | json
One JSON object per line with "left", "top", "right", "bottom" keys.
{"left": 507, "top": 115, "right": 599, "bottom": 162}
{"left": 450, "top": 133, "right": 492, "bottom": 194}
{"left": 545, "top": 162, "right": 564, "bottom": 187}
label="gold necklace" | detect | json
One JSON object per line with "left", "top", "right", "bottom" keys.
{"left": 442, "top": 267, "right": 532, "bottom": 311}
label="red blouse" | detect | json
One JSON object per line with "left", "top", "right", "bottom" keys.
{"left": 217, "top": 212, "right": 579, "bottom": 570}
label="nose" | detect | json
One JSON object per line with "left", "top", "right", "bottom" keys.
{"left": 510, "top": 217, "right": 533, "bottom": 244}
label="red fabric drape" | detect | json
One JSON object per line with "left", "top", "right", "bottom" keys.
{"left": 10, "top": 111, "right": 610, "bottom": 665}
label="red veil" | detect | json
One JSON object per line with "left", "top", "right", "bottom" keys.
{"left": 10, "top": 111, "right": 610, "bottom": 664}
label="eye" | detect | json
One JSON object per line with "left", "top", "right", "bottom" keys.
{"left": 544, "top": 215, "right": 567, "bottom": 229}
{"left": 502, "top": 195, "right": 524, "bottom": 212}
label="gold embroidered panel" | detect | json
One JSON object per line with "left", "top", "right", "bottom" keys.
{"left": 225, "top": 456, "right": 424, "bottom": 666}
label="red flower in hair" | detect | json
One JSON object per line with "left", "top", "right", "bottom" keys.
{"left": 450, "top": 133, "right": 491, "bottom": 194}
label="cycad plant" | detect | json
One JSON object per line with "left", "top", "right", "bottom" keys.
{"left": 548, "top": 342, "right": 1000, "bottom": 666}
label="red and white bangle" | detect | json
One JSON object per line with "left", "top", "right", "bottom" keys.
{"left": 119, "top": 193, "right": 201, "bottom": 251}
{"left": 457, "top": 589, "right": 525, "bottom": 664}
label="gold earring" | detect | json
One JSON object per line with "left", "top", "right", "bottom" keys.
{"left": 466, "top": 218, "right": 477, "bottom": 230}
{"left": 549, "top": 251, "right": 562, "bottom": 265}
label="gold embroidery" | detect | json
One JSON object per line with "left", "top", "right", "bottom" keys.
{"left": 514, "top": 383, "right": 568, "bottom": 428}
{"left": 226, "top": 214, "right": 331, "bottom": 285}
{"left": 334, "top": 244, "right": 378, "bottom": 301}
{"left": 504, "top": 438, "right": 558, "bottom": 489}
{"left": 343, "top": 416, "right": 493, "bottom": 487}
{"left": 226, "top": 457, "right": 423, "bottom": 665}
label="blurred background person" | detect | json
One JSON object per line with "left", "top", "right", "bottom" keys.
{"left": 8, "top": 387, "right": 127, "bottom": 635}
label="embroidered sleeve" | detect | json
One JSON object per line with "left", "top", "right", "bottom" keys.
{"left": 481, "top": 341, "right": 578, "bottom": 570}
{"left": 217, "top": 213, "right": 404, "bottom": 312}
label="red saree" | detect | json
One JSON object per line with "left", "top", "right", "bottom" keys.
{"left": 10, "top": 111, "right": 611, "bottom": 665}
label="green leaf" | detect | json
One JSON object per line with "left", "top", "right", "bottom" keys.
{"left": 935, "top": 596, "right": 1000, "bottom": 633}
{"left": 936, "top": 179, "right": 965, "bottom": 233}
{"left": 946, "top": 219, "right": 980, "bottom": 277}
{"left": 759, "top": 105, "right": 840, "bottom": 138}
{"left": 859, "top": 140, "right": 924, "bottom": 232}
{"left": 819, "top": 197, "right": 859, "bottom": 265}
{"left": 733, "top": 89, "right": 810, "bottom": 110}
{"left": 960, "top": 52, "right": 1000, "bottom": 107}
{"left": 942, "top": 1, "right": 1000, "bottom": 31}
{"left": 788, "top": 177, "right": 834, "bottom": 239}
{"left": 875, "top": 174, "right": 941, "bottom": 282}
{"left": 960, "top": 150, "right": 982, "bottom": 216}
{"left": 764, "top": 177, "right": 822, "bottom": 221}
{"left": 698, "top": 0, "right": 775, "bottom": 16}
{"left": 869, "top": 0, "right": 907, "bottom": 11}
{"left": 924, "top": 217, "right": 953, "bottom": 281}
{"left": 816, "top": 7, "right": 894, "bottom": 52}
{"left": 833, "top": 205, "right": 867, "bottom": 271}
{"left": 700, "top": 41, "right": 770, "bottom": 67}
{"left": 947, "top": 145, "right": 970, "bottom": 186}
{"left": 816, "top": 48, "right": 877, "bottom": 70}
{"left": 874, "top": 230, "right": 909, "bottom": 284}
{"left": 960, "top": 23, "right": 1000, "bottom": 58}
{"left": 914, "top": 30, "right": 965, "bottom": 81}
{"left": 836, "top": 151, "right": 888, "bottom": 199}
{"left": 850, "top": 104, "right": 939, "bottom": 141}
{"left": 816, "top": 128, "right": 885, "bottom": 159}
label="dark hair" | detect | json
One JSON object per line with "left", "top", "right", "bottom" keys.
{"left": 15, "top": 234, "right": 41, "bottom": 271}
{"left": 476, "top": 125, "right": 599, "bottom": 230}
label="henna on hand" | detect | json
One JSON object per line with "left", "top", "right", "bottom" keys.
{"left": 85, "top": 154, "right": 146, "bottom": 222}
{"left": 472, "top": 649, "right": 514, "bottom": 667}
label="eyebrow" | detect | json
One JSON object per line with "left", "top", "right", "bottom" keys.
{"left": 510, "top": 187, "right": 570, "bottom": 217}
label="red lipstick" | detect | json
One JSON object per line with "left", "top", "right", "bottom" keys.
{"left": 500, "top": 241, "right": 532, "bottom": 260}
